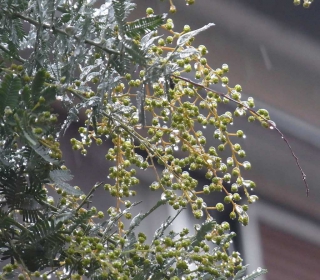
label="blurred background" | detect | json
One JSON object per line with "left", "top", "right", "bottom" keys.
{"left": 61, "top": 1, "right": 320, "bottom": 279}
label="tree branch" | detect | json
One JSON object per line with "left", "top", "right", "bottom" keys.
{"left": 173, "top": 74, "right": 310, "bottom": 196}
{"left": 12, "top": 12, "right": 120, "bottom": 56}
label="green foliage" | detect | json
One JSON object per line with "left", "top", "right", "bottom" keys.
{"left": 0, "top": 0, "right": 311, "bottom": 278}
{"left": 0, "top": 74, "right": 21, "bottom": 117}
{"left": 30, "top": 70, "right": 46, "bottom": 103}
{"left": 49, "top": 170, "right": 84, "bottom": 196}
{"left": 125, "top": 15, "right": 167, "bottom": 38}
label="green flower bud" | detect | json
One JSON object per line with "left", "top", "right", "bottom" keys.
{"left": 158, "top": 38, "right": 165, "bottom": 46}
{"left": 222, "top": 221, "right": 230, "bottom": 231}
{"left": 234, "top": 84, "right": 242, "bottom": 92}
{"left": 231, "top": 183, "right": 238, "bottom": 192}
{"left": 222, "top": 63, "right": 229, "bottom": 72}
{"left": 198, "top": 45, "right": 207, "bottom": 55}
{"left": 166, "top": 36, "right": 173, "bottom": 44}
{"left": 238, "top": 150, "right": 246, "bottom": 158}
{"left": 97, "top": 211, "right": 104, "bottom": 218}
{"left": 232, "top": 167, "right": 240, "bottom": 177}
{"left": 200, "top": 58, "right": 207, "bottom": 65}
{"left": 236, "top": 130, "right": 244, "bottom": 137}
{"left": 184, "top": 64, "right": 192, "bottom": 72}
{"left": 146, "top": 7, "right": 154, "bottom": 14}
{"left": 218, "top": 144, "right": 225, "bottom": 151}
{"left": 169, "top": 5, "right": 177, "bottom": 13}
{"left": 303, "top": 1, "right": 310, "bottom": 8}
{"left": 248, "top": 116, "right": 255, "bottom": 122}
{"left": 183, "top": 25, "right": 191, "bottom": 32}
{"left": 216, "top": 203, "right": 224, "bottom": 212}
{"left": 233, "top": 193, "right": 241, "bottom": 201}
{"left": 230, "top": 211, "right": 236, "bottom": 219}
{"left": 224, "top": 195, "right": 232, "bottom": 204}
{"left": 221, "top": 76, "right": 229, "bottom": 84}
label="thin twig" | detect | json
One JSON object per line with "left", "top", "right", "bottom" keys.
{"left": 173, "top": 74, "right": 309, "bottom": 196}
{"left": 75, "top": 182, "right": 103, "bottom": 212}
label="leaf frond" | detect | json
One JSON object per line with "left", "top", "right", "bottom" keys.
{"left": 125, "top": 14, "right": 166, "bottom": 38}
{"left": 0, "top": 73, "right": 21, "bottom": 116}
{"left": 49, "top": 169, "right": 83, "bottom": 196}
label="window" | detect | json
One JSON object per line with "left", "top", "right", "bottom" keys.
{"left": 241, "top": 202, "right": 320, "bottom": 280}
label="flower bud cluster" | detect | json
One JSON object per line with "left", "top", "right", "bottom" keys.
{"left": 66, "top": 11, "right": 269, "bottom": 229}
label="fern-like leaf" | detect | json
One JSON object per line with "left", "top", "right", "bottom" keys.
{"left": 32, "top": 143, "right": 59, "bottom": 164}
{"left": 21, "top": 84, "right": 31, "bottom": 107}
{"left": 123, "top": 39, "right": 146, "bottom": 66}
{"left": 11, "top": 18, "right": 25, "bottom": 46}
{"left": 125, "top": 14, "right": 166, "bottom": 38}
{"left": 110, "top": 55, "right": 131, "bottom": 75}
{"left": 31, "top": 69, "right": 46, "bottom": 103}
{"left": 49, "top": 169, "right": 83, "bottom": 196}
{"left": 0, "top": 209, "right": 28, "bottom": 233}
{"left": 112, "top": 0, "right": 126, "bottom": 36}
{"left": 67, "top": 210, "right": 93, "bottom": 234}
{"left": 0, "top": 165, "right": 46, "bottom": 222}
{"left": 0, "top": 167, "right": 25, "bottom": 209}
{"left": 17, "top": 219, "right": 65, "bottom": 271}
{"left": 19, "top": 183, "right": 47, "bottom": 222}
{"left": 177, "top": 23, "right": 215, "bottom": 46}
{"left": 0, "top": 73, "right": 21, "bottom": 116}
{"left": 40, "top": 86, "right": 58, "bottom": 105}
{"left": 191, "top": 220, "right": 216, "bottom": 247}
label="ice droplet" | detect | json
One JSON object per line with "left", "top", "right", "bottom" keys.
{"left": 151, "top": 181, "right": 160, "bottom": 190}
{"left": 242, "top": 180, "right": 251, "bottom": 188}
{"left": 235, "top": 107, "right": 245, "bottom": 116}
{"left": 243, "top": 161, "right": 251, "bottom": 169}
{"left": 163, "top": 108, "right": 170, "bottom": 116}
{"left": 249, "top": 195, "right": 259, "bottom": 202}
{"left": 235, "top": 205, "right": 249, "bottom": 220}
{"left": 227, "top": 157, "right": 234, "bottom": 166}
{"left": 182, "top": 171, "right": 189, "bottom": 177}
{"left": 268, "top": 120, "right": 276, "bottom": 129}
{"left": 136, "top": 155, "right": 143, "bottom": 163}
{"left": 161, "top": 192, "right": 167, "bottom": 200}
{"left": 135, "top": 123, "right": 142, "bottom": 130}
{"left": 195, "top": 209, "right": 204, "bottom": 217}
